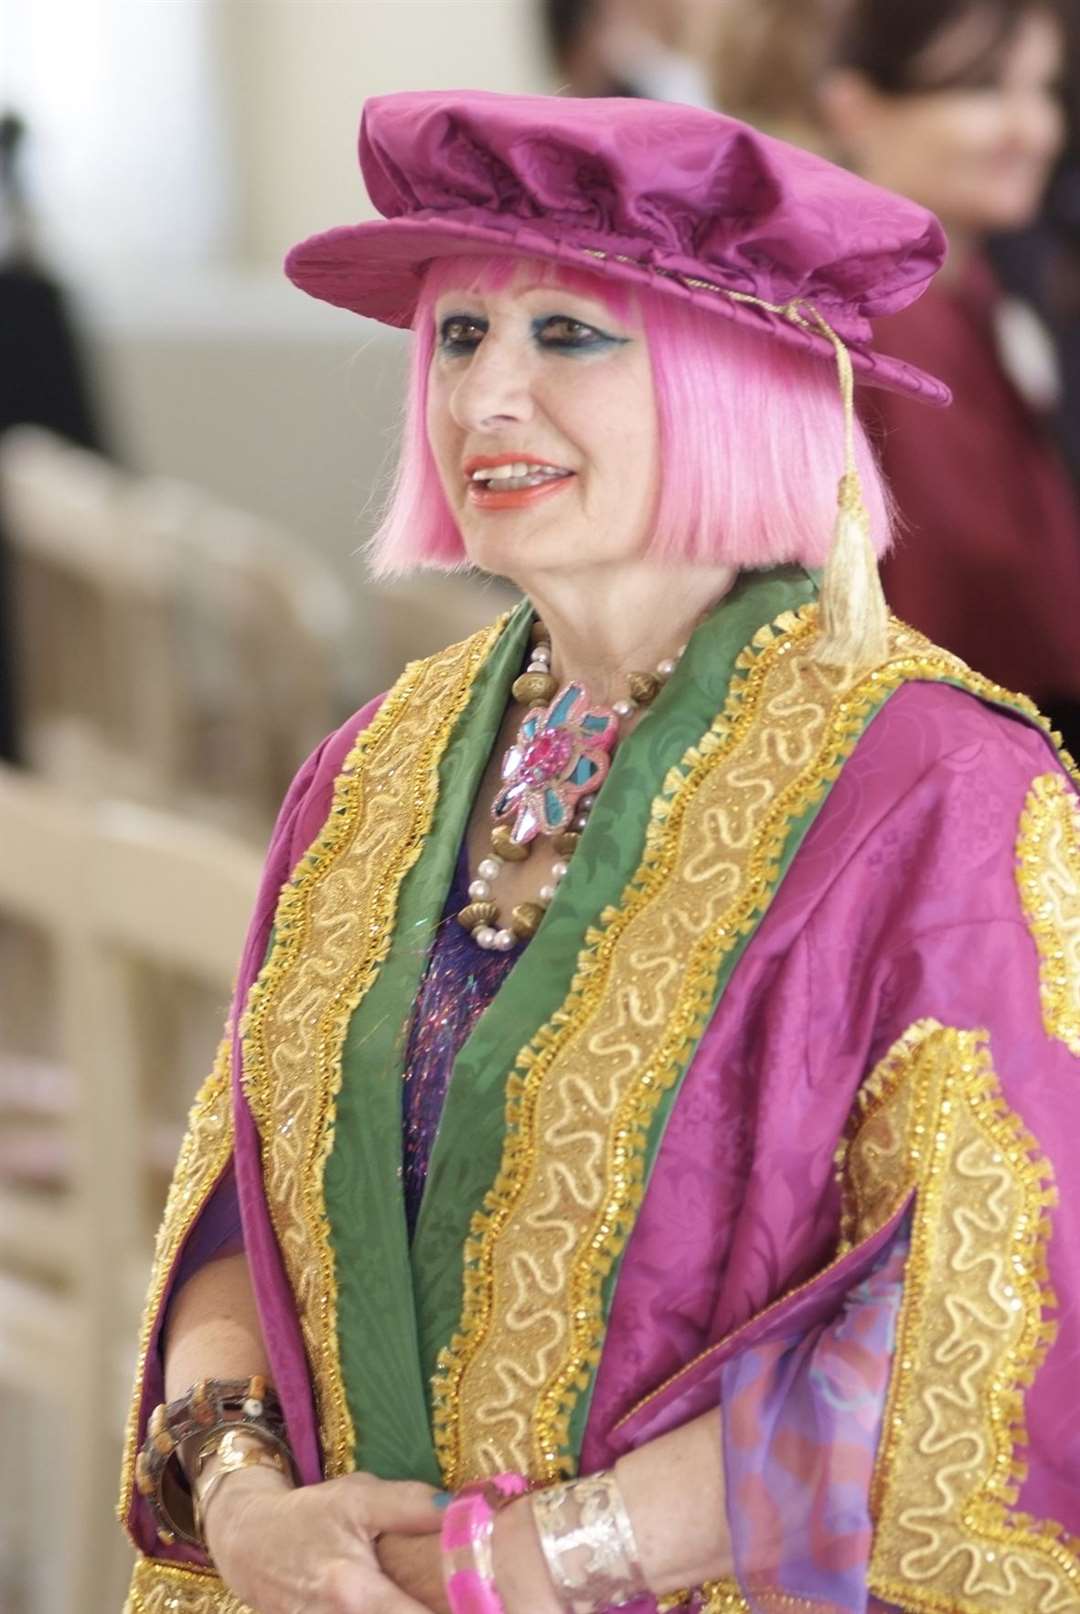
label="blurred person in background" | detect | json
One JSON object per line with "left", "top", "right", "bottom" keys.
{"left": 989, "top": 5, "right": 1080, "bottom": 486}
{"left": 817, "top": 0, "right": 1080, "bottom": 755}
{"left": 120, "top": 89, "right": 1080, "bottom": 1614}
{"left": 541, "top": 0, "right": 718, "bottom": 103}
{"left": 0, "top": 111, "right": 107, "bottom": 765}
{"left": 707, "top": 0, "right": 848, "bottom": 149}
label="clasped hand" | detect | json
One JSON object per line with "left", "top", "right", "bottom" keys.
{"left": 204, "top": 1468, "right": 448, "bottom": 1614}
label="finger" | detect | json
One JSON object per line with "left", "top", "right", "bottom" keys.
{"left": 346, "top": 1475, "right": 447, "bottom": 1535}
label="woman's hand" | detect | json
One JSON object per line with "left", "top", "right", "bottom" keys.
{"left": 377, "top": 1531, "right": 450, "bottom": 1614}
{"left": 204, "top": 1467, "right": 444, "bottom": 1613}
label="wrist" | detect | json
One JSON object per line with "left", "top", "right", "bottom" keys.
{"left": 492, "top": 1496, "right": 562, "bottom": 1614}
{"left": 201, "top": 1465, "right": 294, "bottom": 1559}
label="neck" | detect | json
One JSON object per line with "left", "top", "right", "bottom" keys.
{"left": 515, "top": 561, "right": 739, "bottom": 702}
{"left": 934, "top": 225, "right": 977, "bottom": 285}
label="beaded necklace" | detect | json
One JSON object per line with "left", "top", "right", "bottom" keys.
{"left": 457, "top": 621, "right": 684, "bottom": 949}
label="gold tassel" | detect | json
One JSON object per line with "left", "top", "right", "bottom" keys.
{"left": 817, "top": 468, "right": 889, "bottom": 668}
{"left": 724, "top": 290, "right": 889, "bottom": 670}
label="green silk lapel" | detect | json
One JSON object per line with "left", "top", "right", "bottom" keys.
{"left": 323, "top": 602, "right": 533, "bottom": 1484}
{"left": 409, "top": 567, "right": 819, "bottom": 1414}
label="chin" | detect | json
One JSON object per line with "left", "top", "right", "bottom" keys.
{"left": 970, "top": 184, "right": 1052, "bottom": 235}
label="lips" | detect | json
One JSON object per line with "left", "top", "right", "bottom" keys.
{"left": 463, "top": 453, "right": 576, "bottom": 510}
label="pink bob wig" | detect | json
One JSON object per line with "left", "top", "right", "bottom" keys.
{"left": 367, "top": 253, "right": 892, "bottom": 578}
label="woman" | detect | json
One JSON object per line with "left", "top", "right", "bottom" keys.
{"left": 119, "top": 92, "right": 1080, "bottom": 1614}
{"left": 818, "top": 0, "right": 1080, "bottom": 757}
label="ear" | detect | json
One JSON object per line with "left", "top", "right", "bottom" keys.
{"left": 816, "top": 67, "right": 884, "bottom": 148}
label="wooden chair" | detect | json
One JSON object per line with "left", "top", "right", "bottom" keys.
{"left": 1, "top": 426, "right": 349, "bottom": 839}
{"left": 0, "top": 765, "right": 260, "bottom": 1612}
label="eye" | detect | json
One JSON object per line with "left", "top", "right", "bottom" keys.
{"left": 438, "top": 314, "right": 486, "bottom": 353}
{"left": 537, "top": 315, "right": 607, "bottom": 347}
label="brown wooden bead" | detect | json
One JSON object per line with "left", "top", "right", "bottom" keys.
{"left": 491, "top": 824, "right": 529, "bottom": 862}
{"left": 530, "top": 619, "right": 551, "bottom": 645}
{"left": 552, "top": 831, "right": 581, "bottom": 856}
{"left": 627, "top": 671, "right": 661, "bottom": 706}
{"left": 510, "top": 902, "right": 546, "bottom": 940}
{"left": 512, "top": 671, "right": 558, "bottom": 706}
{"left": 457, "top": 901, "right": 498, "bottom": 932}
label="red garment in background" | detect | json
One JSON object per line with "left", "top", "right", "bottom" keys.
{"left": 867, "top": 254, "right": 1080, "bottom": 705}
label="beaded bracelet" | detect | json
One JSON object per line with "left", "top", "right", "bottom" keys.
{"left": 135, "top": 1376, "right": 292, "bottom": 1546}
{"left": 441, "top": 1472, "right": 530, "bottom": 1614}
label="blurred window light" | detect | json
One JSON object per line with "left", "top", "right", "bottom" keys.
{"left": 0, "top": 0, "right": 232, "bottom": 276}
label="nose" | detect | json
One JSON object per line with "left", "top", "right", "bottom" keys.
{"left": 448, "top": 332, "right": 534, "bottom": 432}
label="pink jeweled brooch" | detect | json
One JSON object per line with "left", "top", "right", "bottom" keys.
{"left": 491, "top": 682, "right": 619, "bottom": 844}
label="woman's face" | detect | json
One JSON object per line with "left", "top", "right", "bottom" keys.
{"left": 825, "top": 5, "right": 1065, "bottom": 236}
{"left": 425, "top": 269, "right": 660, "bottom": 583}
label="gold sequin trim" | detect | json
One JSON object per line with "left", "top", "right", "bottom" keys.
{"left": 1016, "top": 772, "right": 1080, "bottom": 1058}
{"left": 125, "top": 1555, "right": 249, "bottom": 1613}
{"left": 117, "top": 1036, "right": 235, "bottom": 1532}
{"left": 239, "top": 619, "right": 508, "bottom": 1479}
{"left": 852, "top": 1022, "right": 1079, "bottom": 1612}
{"left": 432, "top": 606, "right": 1064, "bottom": 1488}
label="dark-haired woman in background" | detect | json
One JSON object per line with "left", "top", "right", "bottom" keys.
{"left": 820, "top": 0, "right": 1080, "bottom": 756}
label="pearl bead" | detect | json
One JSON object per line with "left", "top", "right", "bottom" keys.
{"left": 613, "top": 698, "right": 635, "bottom": 718}
{"left": 552, "top": 860, "right": 570, "bottom": 881}
{"left": 579, "top": 794, "right": 596, "bottom": 812}
{"left": 531, "top": 645, "right": 551, "bottom": 662}
{"left": 493, "top": 928, "right": 516, "bottom": 951}
{"left": 242, "top": 1399, "right": 263, "bottom": 1417}
{"left": 656, "top": 658, "right": 676, "bottom": 678}
{"left": 477, "top": 857, "right": 502, "bottom": 882}
{"left": 572, "top": 813, "right": 590, "bottom": 831}
{"left": 468, "top": 878, "right": 492, "bottom": 901}
{"left": 538, "top": 884, "right": 557, "bottom": 904}
{"left": 474, "top": 926, "right": 497, "bottom": 948}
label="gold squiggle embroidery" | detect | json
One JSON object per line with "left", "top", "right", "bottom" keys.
{"left": 125, "top": 1555, "right": 249, "bottom": 1613}
{"left": 1016, "top": 772, "right": 1080, "bottom": 1058}
{"left": 117, "top": 1036, "right": 234, "bottom": 1531}
{"left": 433, "top": 608, "right": 1068, "bottom": 1488}
{"left": 853, "top": 1022, "right": 1080, "bottom": 1612}
{"left": 239, "top": 619, "right": 507, "bottom": 1480}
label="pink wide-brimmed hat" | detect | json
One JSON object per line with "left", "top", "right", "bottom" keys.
{"left": 286, "top": 89, "right": 950, "bottom": 407}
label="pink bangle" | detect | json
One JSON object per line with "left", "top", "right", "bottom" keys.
{"left": 441, "top": 1472, "right": 529, "bottom": 1614}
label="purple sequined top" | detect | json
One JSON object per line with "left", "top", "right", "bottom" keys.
{"left": 401, "top": 848, "right": 524, "bottom": 1236}
{"left": 172, "top": 849, "right": 522, "bottom": 1289}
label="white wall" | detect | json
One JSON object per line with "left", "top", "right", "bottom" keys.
{"left": 3, "top": 0, "right": 551, "bottom": 276}
{"left": 217, "top": 0, "right": 550, "bottom": 269}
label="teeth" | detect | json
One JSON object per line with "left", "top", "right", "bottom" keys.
{"left": 470, "top": 462, "right": 568, "bottom": 482}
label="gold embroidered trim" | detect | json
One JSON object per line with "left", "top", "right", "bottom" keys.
{"left": 1015, "top": 772, "right": 1080, "bottom": 1058}
{"left": 432, "top": 606, "right": 1062, "bottom": 1488}
{"left": 117, "top": 1036, "right": 235, "bottom": 1531}
{"left": 125, "top": 1555, "right": 249, "bottom": 1613}
{"left": 696, "top": 1584, "right": 751, "bottom": 1612}
{"left": 239, "top": 619, "right": 508, "bottom": 1479}
{"left": 852, "top": 1022, "right": 1080, "bottom": 1612}
{"left": 698, "top": 1590, "right": 843, "bottom": 1613}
